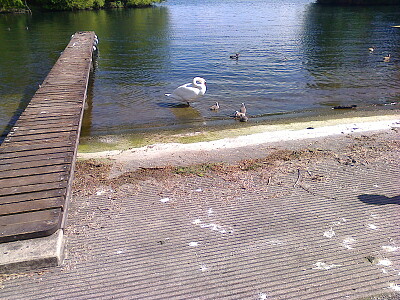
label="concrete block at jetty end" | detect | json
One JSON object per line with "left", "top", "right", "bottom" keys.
{"left": 0, "top": 229, "right": 64, "bottom": 273}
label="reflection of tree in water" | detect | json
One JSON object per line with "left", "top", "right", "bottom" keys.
{"left": 80, "top": 62, "right": 96, "bottom": 138}
{"left": 97, "top": 7, "right": 170, "bottom": 86}
{"left": 79, "top": 7, "right": 172, "bottom": 136}
{"left": 300, "top": 4, "right": 400, "bottom": 106}
{"left": 0, "top": 13, "right": 59, "bottom": 140}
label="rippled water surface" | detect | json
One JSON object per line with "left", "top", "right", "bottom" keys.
{"left": 1, "top": 0, "right": 400, "bottom": 138}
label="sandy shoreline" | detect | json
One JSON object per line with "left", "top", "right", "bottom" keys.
{"left": 75, "top": 113, "right": 400, "bottom": 179}
{"left": 78, "top": 113, "right": 398, "bottom": 154}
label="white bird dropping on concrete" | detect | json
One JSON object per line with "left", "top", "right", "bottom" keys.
{"left": 377, "top": 259, "right": 392, "bottom": 266}
{"left": 382, "top": 245, "right": 398, "bottom": 252}
{"left": 342, "top": 237, "right": 356, "bottom": 250}
{"left": 199, "top": 265, "right": 209, "bottom": 272}
{"left": 192, "top": 219, "right": 202, "bottom": 225}
{"left": 313, "top": 262, "right": 342, "bottom": 270}
{"left": 323, "top": 227, "right": 335, "bottom": 238}
{"left": 258, "top": 292, "right": 268, "bottom": 300}
{"left": 389, "top": 283, "right": 400, "bottom": 292}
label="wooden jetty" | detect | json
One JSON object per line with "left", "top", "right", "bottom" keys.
{"left": 0, "top": 31, "right": 96, "bottom": 243}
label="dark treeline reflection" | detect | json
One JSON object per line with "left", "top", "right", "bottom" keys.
{"left": 301, "top": 4, "right": 400, "bottom": 106}
{"left": 80, "top": 7, "right": 171, "bottom": 137}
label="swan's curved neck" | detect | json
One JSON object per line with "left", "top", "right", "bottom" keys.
{"left": 193, "top": 77, "right": 204, "bottom": 87}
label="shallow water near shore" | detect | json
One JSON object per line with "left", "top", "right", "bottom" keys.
{"left": 1, "top": 0, "right": 400, "bottom": 141}
{"left": 77, "top": 108, "right": 399, "bottom": 153}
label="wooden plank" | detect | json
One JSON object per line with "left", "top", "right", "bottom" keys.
{"left": 24, "top": 102, "right": 83, "bottom": 109}
{"left": 8, "top": 127, "right": 76, "bottom": 138}
{"left": 25, "top": 100, "right": 83, "bottom": 106}
{"left": 20, "top": 109, "right": 80, "bottom": 120}
{"left": 11, "top": 121, "right": 79, "bottom": 130}
{"left": 0, "top": 181, "right": 68, "bottom": 197}
{"left": 34, "top": 85, "right": 86, "bottom": 91}
{"left": 24, "top": 104, "right": 83, "bottom": 110}
{"left": 0, "top": 189, "right": 65, "bottom": 205}
{"left": 41, "top": 77, "right": 87, "bottom": 82}
{"left": 25, "top": 101, "right": 83, "bottom": 107}
{"left": 5, "top": 131, "right": 74, "bottom": 143}
{"left": 26, "top": 95, "right": 87, "bottom": 102}
{"left": 0, "top": 146, "right": 72, "bottom": 159}
{"left": 32, "top": 92, "right": 85, "bottom": 97}
{"left": 17, "top": 108, "right": 82, "bottom": 117}
{"left": 17, "top": 114, "right": 79, "bottom": 121}
{"left": 30, "top": 95, "right": 84, "bottom": 101}
{"left": 2, "top": 133, "right": 77, "bottom": 146}
{"left": 15, "top": 114, "right": 79, "bottom": 122}
{"left": 14, "top": 113, "right": 81, "bottom": 121}
{"left": 39, "top": 78, "right": 87, "bottom": 84}
{"left": 0, "top": 164, "right": 70, "bottom": 179}
{"left": 0, "top": 156, "right": 72, "bottom": 171}
{"left": 0, "top": 208, "right": 61, "bottom": 226}
{"left": 1, "top": 139, "right": 64, "bottom": 148}
{"left": 0, "top": 172, "right": 67, "bottom": 189}
{"left": 32, "top": 91, "right": 85, "bottom": 97}
{"left": 0, "top": 197, "right": 63, "bottom": 216}
{"left": 0, "top": 209, "right": 61, "bottom": 243}
{"left": 0, "top": 141, "right": 73, "bottom": 154}
{"left": 12, "top": 122, "right": 78, "bottom": 132}
{"left": 33, "top": 85, "right": 84, "bottom": 91}
{"left": 17, "top": 114, "right": 80, "bottom": 121}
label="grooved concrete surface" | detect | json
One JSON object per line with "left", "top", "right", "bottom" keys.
{"left": 1, "top": 129, "right": 399, "bottom": 300}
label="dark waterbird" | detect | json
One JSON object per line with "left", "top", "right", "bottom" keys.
{"left": 209, "top": 102, "right": 220, "bottom": 111}
{"left": 332, "top": 105, "right": 357, "bottom": 110}
{"left": 233, "top": 111, "right": 248, "bottom": 122}
{"left": 240, "top": 103, "right": 246, "bottom": 114}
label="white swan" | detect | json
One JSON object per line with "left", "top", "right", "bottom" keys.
{"left": 166, "top": 77, "right": 207, "bottom": 104}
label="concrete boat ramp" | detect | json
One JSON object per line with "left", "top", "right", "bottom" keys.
{"left": 1, "top": 126, "right": 399, "bottom": 299}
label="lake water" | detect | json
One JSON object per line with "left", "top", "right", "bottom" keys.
{"left": 1, "top": 0, "right": 400, "bottom": 140}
